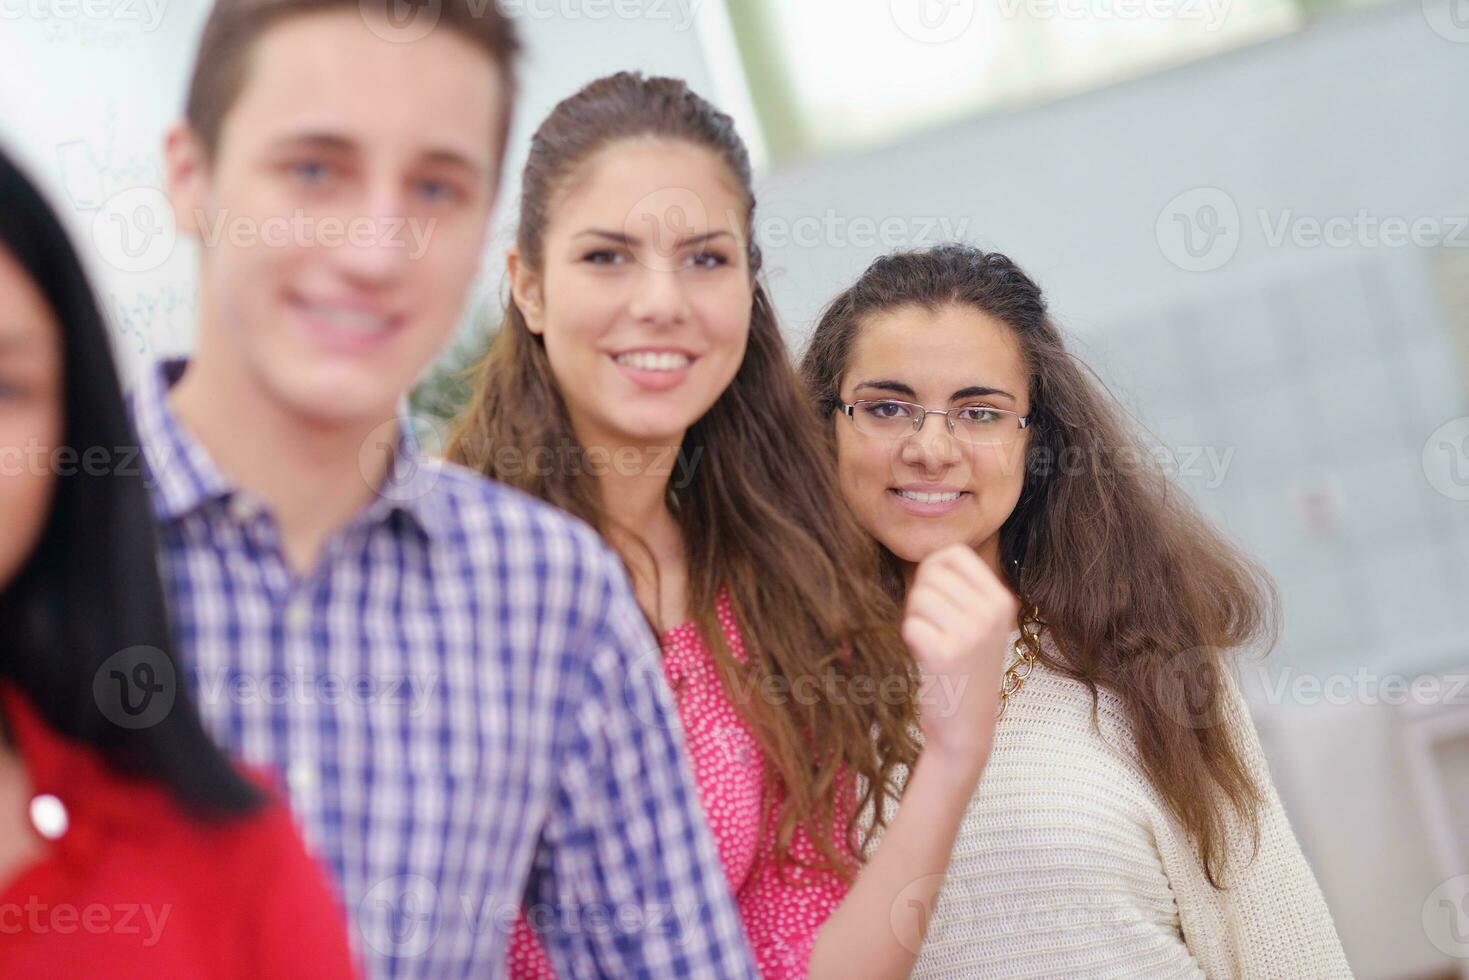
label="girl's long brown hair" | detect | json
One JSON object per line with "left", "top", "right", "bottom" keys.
{"left": 446, "top": 72, "right": 920, "bottom": 880}
{"left": 800, "top": 244, "right": 1278, "bottom": 888}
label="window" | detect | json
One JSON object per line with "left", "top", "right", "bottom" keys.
{"left": 710, "top": 0, "right": 1322, "bottom": 164}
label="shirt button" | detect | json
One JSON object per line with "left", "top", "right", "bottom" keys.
{"left": 285, "top": 595, "right": 311, "bottom": 633}
{"left": 29, "top": 794, "right": 69, "bottom": 840}
{"left": 286, "top": 760, "right": 318, "bottom": 797}
{"left": 229, "top": 493, "right": 260, "bottom": 523}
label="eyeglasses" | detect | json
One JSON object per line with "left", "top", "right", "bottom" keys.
{"left": 836, "top": 398, "right": 1030, "bottom": 446}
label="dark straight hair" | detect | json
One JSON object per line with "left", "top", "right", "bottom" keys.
{"left": 0, "top": 145, "right": 262, "bottom": 818}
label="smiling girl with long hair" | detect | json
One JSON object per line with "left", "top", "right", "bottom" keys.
{"left": 801, "top": 243, "right": 1352, "bottom": 978}
{"left": 448, "top": 73, "right": 1017, "bottom": 978}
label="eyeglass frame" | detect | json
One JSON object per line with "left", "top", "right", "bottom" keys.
{"left": 833, "top": 397, "right": 1031, "bottom": 442}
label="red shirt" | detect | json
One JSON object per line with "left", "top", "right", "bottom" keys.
{"left": 0, "top": 684, "right": 360, "bottom": 978}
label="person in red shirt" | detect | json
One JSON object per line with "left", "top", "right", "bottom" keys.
{"left": 0, "top": 146, "right": 359, "bottom": 979}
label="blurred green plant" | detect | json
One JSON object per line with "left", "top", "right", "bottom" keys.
{"left": 409, "top": 313, "right": 496, "bottom": 426}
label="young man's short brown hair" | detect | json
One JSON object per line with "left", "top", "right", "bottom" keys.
{"left": 184, "top": 0, "right": 520, "bottom": 171}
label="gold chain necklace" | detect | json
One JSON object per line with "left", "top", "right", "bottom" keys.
{"left": 997, "top": 605, "right": 1044, "bottom": 721}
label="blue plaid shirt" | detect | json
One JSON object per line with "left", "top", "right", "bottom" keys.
{"left": 128, "top": 358, "right": 757, "bottom": 980}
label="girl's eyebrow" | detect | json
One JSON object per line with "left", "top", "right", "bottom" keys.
{"left": 572, "top": 228, "right": 735, "bottom": 247}
{"left": 854, "top": 380, "right": 1016, "bottom": 402}
{"left": 951, "top": 385, "right": 1016, "bottom": 402}
{"left": 854, "top": 379, "right": 917, "bottom": 398}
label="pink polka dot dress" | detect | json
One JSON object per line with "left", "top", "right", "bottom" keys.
{"left": 507, "top": 590, "right": 852, "bottom": 978}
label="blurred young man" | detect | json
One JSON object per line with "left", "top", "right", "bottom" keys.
{"left": 133, "top": 3, "right": 756, "bottom": 976}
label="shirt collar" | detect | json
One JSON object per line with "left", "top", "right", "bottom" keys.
{"left": 128, "top": 356, "right": 449, "bottom": 541}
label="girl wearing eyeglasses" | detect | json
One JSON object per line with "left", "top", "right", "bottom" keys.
{"left": 800, "top": 243, "right": 1352, "bottom": 978}
{"left": 448, "top": 73, "right": 1017, "bottom": 978}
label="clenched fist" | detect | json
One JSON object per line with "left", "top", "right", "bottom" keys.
{"left": 902, "top": 543, "right": 1020, "bottom": 775}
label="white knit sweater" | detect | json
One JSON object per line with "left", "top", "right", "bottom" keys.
{"left": 866, "top": 629, "right": 1353, "bottom": 979}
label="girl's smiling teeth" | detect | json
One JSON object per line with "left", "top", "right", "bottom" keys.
{"left": 614, "top": 350, "right": 693, "bottom": 372}
{"left": 893, "top": 489, "right": 966, "bottom": 503}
